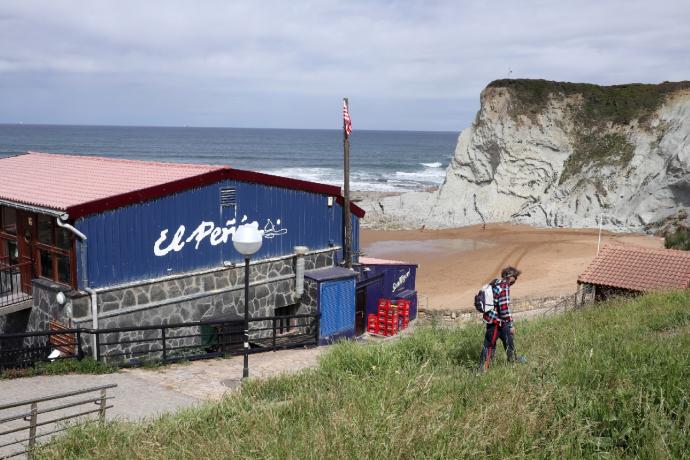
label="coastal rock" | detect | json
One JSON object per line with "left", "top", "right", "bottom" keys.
{"left": 362, "top": 80, "right": 690, "bottom": 232}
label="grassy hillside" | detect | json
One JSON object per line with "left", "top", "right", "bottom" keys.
{"left": 487, "top": 79, "right": 690, "bottom": 126}
{"left": 486, "top": 79, "right": 690, "bottom": 184}
{"left": 38, "top": 291, "right": 690, "bottom": 459}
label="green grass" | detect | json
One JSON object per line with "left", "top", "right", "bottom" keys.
{"left": 0, "top": 358, "right": 117, "bottom": 379}
{"left": 488, "top": 79, "right": 690, "bottom": 126}
{"left": 487, "top": 79, "right": 690, "bottom": 183}
{"left": 37, "top": 291, "right": 690, "bottom": 459}
{"left": 560, "top": 131, "right": 635, "bottom": 184}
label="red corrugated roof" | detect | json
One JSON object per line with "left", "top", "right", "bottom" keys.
{"left": 0, "top": 152, "right": 223, "bottom": 213}
{"left": 0, "top": 152, "right": 365, "bottom": 219}
{"left": 578, "top": 244, "right": 690, "bottom": 291}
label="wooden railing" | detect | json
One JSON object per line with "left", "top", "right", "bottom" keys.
{"left": 0, "top": 384, "right": 116, "bottom": 459}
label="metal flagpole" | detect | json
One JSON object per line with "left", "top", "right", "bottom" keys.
{"left": 343, "top": 98, "right": 352, "bottom": 269}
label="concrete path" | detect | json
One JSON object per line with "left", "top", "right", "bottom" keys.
{"left": 0, "top": 372, "right": 199, "bottom": 458}
{"left": 0, "top": 346, "right": 323, "bottom": 458}
{"left": 125, "top": 347, "right": 323, "bottom": 400}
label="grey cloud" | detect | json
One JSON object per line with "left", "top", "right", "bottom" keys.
{"left": 0, "top": 0, "right": 689, "bottom": 130}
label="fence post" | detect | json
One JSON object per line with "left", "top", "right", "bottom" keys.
{"left": 76, "top": 327, "right": 84, "bottom": 360}
{"left": 99, "top": 388, "right": 107, "bottom": 423}
{"left": 161, "top": 328, "right": 167, "bottom": 361}
{"left": 314, "top": 313, "right": 320, "bottom": 345}
{"left": 95, "top": 331, "right": 101, "bottom": 362}
{"left": 27, "top": 402, "right": 37, "bottom": 457}
{"left": 272, "top": 317, "right": 277, "bottom": 351}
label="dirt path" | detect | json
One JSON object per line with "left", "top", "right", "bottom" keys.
{"left": 361, "top": 223, "right": 663, "bottom": 310}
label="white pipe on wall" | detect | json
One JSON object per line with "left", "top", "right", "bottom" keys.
{"left": 55, "top": 217, "right": 86, "bottom": 241}
{"left": 57, "top": 216, "right": 98, "bottom": 359}
{"left": 294, "top": 246, "right": 309, "bottom": 297}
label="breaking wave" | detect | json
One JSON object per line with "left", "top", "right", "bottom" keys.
{"left": 260, "top": 163, "right": 448, "bottom": 193}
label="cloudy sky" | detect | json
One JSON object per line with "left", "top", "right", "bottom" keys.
{"left": 1, "top": 0, "right": 688, "bottom": 131}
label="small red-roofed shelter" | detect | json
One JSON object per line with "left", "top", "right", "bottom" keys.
{"left": 577, "top": 244, "right": 690, "bottom": 301}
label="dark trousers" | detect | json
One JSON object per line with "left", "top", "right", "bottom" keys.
{"left": 479, "top": 321, "right": 515, "bottom": 370}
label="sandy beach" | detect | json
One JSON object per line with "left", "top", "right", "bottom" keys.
{"left": 360, "top": 223, "right": 664, "bottom": 311}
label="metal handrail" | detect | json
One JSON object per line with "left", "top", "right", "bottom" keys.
{"left": 0, "top": 260, "right": 31, "bottom": 270}
{"left": 0, "top": 384, "right": 117, "bottom": 411}
{"left": 0, "top": 384, "right": 116, "bottom": 459}
{"left": 0, "top": 260, "right": 32, "bottom": 310}
{"left": 0, "top": 312, "right": 320, "bottom": 372}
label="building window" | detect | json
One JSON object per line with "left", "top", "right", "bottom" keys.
{"left": 33, "top": 215, "right": 75, "bottom": 287}
{"left": 1, "top": 207, "right": 17, "bottom": 235}
{"left": 0, "top": 206, "right": 18, "bottom": 266}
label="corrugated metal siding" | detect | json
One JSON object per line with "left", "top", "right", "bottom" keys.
{"left": 76, "top": 180, "right": 357, "bottom": 288}
{"left": 319, "top": 278, "right": 355, "bottom": 339}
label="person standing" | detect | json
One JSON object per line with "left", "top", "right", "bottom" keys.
{"left": 478, "top": 266, "right": 521, "bottom": 370}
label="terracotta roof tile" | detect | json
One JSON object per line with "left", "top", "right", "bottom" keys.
{"left": 578, "top": 244, "right": 690, "bottom": 291}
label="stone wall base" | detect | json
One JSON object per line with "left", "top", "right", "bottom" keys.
{"left": 16, "top": 249, "right": 334, "bottom": 363}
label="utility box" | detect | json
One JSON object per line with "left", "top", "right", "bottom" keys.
{"left": 305, "top": 267, "right": 356, "bottom": 345}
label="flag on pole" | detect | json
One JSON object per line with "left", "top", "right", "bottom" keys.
{"left": 343, "top": 99, "right": 352, "bottom": 138}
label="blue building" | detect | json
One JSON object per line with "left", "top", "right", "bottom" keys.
{"left": 0, "top": 152, "right": 363, "bottom": 355}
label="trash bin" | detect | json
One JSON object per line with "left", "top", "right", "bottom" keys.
{"left": 200, "top": 323, "right": 217, "bottom": 351}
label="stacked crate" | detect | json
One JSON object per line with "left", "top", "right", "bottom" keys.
{"left": 380, "top": 299, "right": 399, "bottom": 336}
{"left": 397, "top": 299, "right": 411, "bottom": 329}
{"left": 367, "top": 313, "right": 379, "bottom": 334}
{"left": 366, "top": 298, "right": 411, "bottom": 336}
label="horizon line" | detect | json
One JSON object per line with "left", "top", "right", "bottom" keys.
{"left": 0, "top": 122, "right": 458, "bottom": 134}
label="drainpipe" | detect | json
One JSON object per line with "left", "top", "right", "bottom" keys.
{"left": 57, "top": 215, "right": 98, "bottom": 359}
{"left": 294, "top": 246, "right": 309, "bottom": 297}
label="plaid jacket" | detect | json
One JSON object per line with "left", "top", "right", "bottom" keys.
{"left": 482, "top": 278, "right": 513, "bottom": 326}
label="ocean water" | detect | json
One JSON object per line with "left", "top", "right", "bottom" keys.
{"left": 0, "top": 124, "right": 458, "bottom": 192}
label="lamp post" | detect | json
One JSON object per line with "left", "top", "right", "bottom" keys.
{"left": 232, "top": 223, "right": 263, "bottom": 379}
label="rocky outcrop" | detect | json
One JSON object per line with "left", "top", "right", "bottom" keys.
{"left": 363, "top": 80, "right": 690, "bottom": 231}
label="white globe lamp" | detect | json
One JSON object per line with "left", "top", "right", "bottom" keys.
{"left": 232, "top": 223, "right": 264, "bottom": 379}
{"left": 232, "top": 224, "right": 263, "bottom": 256}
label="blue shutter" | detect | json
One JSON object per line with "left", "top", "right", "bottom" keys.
{"left": 319, "top": 278, "right": 355, "bottom": 341}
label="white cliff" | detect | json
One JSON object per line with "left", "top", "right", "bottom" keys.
{"left": 363, "top": 80, "right": 690, "bottom": 232}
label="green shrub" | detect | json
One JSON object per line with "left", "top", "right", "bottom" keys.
{"left": 560, "top": 131, "right": 635, "bottom": 184}
{"left": 487, "top": 79, "right": 690, "bottom": 182}
{"left": 488, "top": 79, "right": 690, "bottom": 126}
{"left": 0, "top": 358, "right": 117, "bottom": 379}
{"left": 665, "top": 226, "right": 690, "bottom": 250}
